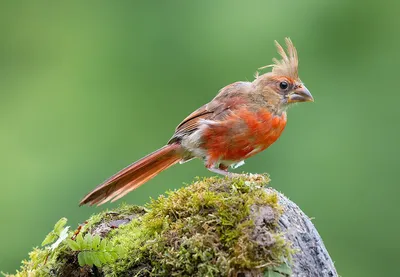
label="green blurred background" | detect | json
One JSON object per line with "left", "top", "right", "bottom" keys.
{"left": 1, "top": 1, "right": 399, "bottom": 276}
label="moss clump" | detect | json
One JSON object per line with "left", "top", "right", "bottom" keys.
{"left": 6, "top": 175, "right": 292, "bottom": 277}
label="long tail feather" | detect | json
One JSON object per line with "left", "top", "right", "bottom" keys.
{"left": 80, "top": 143, "right": 182, "bottom": 206}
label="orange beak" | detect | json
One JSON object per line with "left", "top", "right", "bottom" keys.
{"left": 288, "top": 85, "right": 314, "bottom": 103}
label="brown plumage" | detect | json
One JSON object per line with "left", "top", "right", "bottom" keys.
{"left": 80, "top": 38, "right": 313, "bottom": 206}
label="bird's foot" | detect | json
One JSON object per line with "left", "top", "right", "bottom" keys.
{"left": 207, "top": 167, "right": 238, "bottom": 177}
{"left": 207, "top": 164, "right": 243, "bottom": 178}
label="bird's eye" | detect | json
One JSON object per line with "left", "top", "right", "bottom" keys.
{"left": 279, "top": 81, "right": 289, "bottom": 90}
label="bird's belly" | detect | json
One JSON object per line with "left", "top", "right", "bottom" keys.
{"left": 201, "top": 110, "right": 287, "bottom": 165}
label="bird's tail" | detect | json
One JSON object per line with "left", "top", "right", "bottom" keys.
{"left": 80, "top": 143, "right": 182, "bottom": 206}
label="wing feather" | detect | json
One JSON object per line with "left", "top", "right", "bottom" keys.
{"left": 169, "top": 81, "right": 252, "bottom": 143}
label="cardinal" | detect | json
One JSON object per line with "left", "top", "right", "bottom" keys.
{"left": 80, "top": 38, "right": 313, "bottom": 206}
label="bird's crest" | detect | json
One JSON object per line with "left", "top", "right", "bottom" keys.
{"left": 258, "top": 38, "right": 299, "bottom": 80}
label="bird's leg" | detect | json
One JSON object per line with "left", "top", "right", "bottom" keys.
{"left": 206, "top": 163, "right": 239, "bottom": 177}
{"left": 207, "top": 167, "right": 231, "bottom": 176}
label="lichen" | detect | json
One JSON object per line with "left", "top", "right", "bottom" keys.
{"left": 6, "top": 174, "right": 293, "bottom": 277}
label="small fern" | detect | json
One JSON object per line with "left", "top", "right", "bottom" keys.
{"left": 41, "top": 217, "right": 124, "bottom": 268}
{"left": 41, "top": 217, "right": 68, "bottom": 247}
{"left": 66, "top": 233, "right": 125, "bottom": 267}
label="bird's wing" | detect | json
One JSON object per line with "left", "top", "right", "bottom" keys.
{"left": 168, "top": 82, "right": 252, "bottom": 143}
{"left": 168, "top": 104, "right": 216, "bottom": 143}
{"left": 175, "top": 105, "right": 214, "bottom": 133}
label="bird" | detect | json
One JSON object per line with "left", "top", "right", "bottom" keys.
{"left": 80, "top": 38, "right": 313, "bottom": 206}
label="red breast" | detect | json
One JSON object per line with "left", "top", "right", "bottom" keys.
{"left": 202, "top": 108, "right": 287, "bottom": 165}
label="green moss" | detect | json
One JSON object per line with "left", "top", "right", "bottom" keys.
{"left": 6, "top": 175, "right": 292, "bottom": 277}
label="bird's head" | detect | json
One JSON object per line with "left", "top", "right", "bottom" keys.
{"left": 253, "top": 38, "right": 313, "bottom": 113}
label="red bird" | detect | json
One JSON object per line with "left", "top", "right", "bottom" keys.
{"left": 80, "top": 38, "right": 313, "bottom": 206}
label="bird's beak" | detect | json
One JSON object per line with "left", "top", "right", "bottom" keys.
{"left": 288, "top": 85, "right": 314, "bottom": 103}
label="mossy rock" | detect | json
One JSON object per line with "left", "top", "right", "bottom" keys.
{"left": 7, "top": 175, "right": 295, "bottom": 277}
